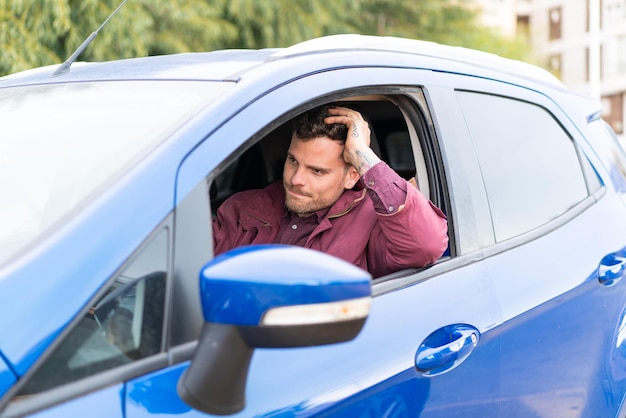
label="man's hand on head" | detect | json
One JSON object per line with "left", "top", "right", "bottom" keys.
{"left": 325, "top": 107, "right": 381, "bottom": 175}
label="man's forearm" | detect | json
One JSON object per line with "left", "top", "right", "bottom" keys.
{"left": 353, "top": 147, "right": 382, "bottom": 176}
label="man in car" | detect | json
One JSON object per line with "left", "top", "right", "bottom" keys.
{"left": 212, "top": 104, "right": 448, "bottom": 278}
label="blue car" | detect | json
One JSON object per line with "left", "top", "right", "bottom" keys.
{"left": 1, "top": 33, "right": 626, "bottom": 417}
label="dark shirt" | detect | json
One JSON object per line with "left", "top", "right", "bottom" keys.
{"left": 273, "top": 208, "right": 329, "bottom": 246}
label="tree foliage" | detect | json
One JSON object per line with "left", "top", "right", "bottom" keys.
{"left": 0, "top": 0, "right": 531, "bottom": 77}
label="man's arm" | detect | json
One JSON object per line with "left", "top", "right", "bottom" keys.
{"left": 325, "top": 106, "right": 448, "bottom": 276}
{"left": 326, "top": 107, "right": 405, "bottom": 213}
{"left": 362, "top": 162, "right": 448, "bottom": 276}
{"left": 325, "top": 106, "right": 380, "bottom": 176}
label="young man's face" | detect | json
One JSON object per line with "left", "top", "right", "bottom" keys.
{"left": 283, "top": 135, "right": 359, "bottom": 216}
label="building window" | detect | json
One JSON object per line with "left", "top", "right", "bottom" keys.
{"left": 549, "top": 7, "right": 562, "bottom": 40}
{"left": 587, "top": 0, "right": 605, "bottom": 30}
{"left": 517, "top": 14, "right": 530, "bottom": 39}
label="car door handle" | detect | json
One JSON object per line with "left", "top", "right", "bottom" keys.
{"left": 598, "top": 253, "right": 626, "bottom": 286}
{"left": 415, "top": 324, "right": 479, "bottom": 376}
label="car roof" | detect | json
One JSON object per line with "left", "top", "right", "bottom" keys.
{"left": 0, "top": 34, "right": 562, "bottom": 89}
{"left": 271, "top": 34, "right": 563, "bottom": 87}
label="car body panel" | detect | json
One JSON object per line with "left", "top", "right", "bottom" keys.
{"left": 0, "top": 358, "right": 14, "bottom": 400}
{"left": 488, "top": 204, "right": 626, "bottom": 415}
{"left": 124, "top": 260, "right": 501, "bottom": 417}
{"left": 25, "top": 384, "right": 124, "bottom": 418}
{"left": 429, "top": 65, "right": 626, "bottom": 415}
{"left": 0, "top": 123, "right": 181, "bottom": 375}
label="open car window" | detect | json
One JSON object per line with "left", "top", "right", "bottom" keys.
{"left": 209, "top": 93, "right": 449, "bottom": 280}
{"left": 211, "top": 95, "right": 439, "bottom": 213}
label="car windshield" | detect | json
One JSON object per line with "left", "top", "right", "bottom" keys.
{"left": 0, "top": 80, "right": 233, "bottom": 266}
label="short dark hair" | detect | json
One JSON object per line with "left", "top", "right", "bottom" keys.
{"left": 292, "top": 104, "right": 348, "bottom": 143}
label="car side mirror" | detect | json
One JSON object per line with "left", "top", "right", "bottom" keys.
{"left": 177, "top": 245, "right": 371, "bottom": 415}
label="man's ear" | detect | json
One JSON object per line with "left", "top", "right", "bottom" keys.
{"left": 344, "top": 166, "right": 361, "bottom": 189}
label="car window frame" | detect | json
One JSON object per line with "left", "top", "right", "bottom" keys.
{"left": 206, "top": 88, "right": 448, "bottom": 268}
{"left": 172, "top": 83, "right": 453, "bottom": 347}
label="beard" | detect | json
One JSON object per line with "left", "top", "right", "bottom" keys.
{"left": 283, "top": 183, "right": 345, "bottom": 216}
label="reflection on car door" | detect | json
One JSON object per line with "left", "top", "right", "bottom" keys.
{"left": 124, "top": 259, "right": 502, "bottom": 417}
{"left": 455, "top": 88, "right": 626, "bottom": 416}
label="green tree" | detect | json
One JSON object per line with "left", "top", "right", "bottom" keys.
{"left": 349, "top": 0, "right": 530, "bottom": 61}
{"left": 0, "top": 0, "right": 70, "bottom": 75}
{"left": 0, "top": 0, "right": 238, "bottom": 75}
{"left": 217, "top": 0, "right": 530, "bottom": 61}
{"left": 0, "top": 0, "right": 532, "bottom": 77}
{"left": 63, "top": 0, "right": 239, "bottom": 61}
{"left": 218, "top": 0, "right": 359, "bottom": 48}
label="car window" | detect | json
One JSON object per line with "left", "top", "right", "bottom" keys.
{"left": 210, "top": 98, "right": 429, "bottom": 214}
{"left": 456, "top": 91, "right": 589, "bottom": 242}
{"left": 14, "top": 229, "right": 168, "bottom": 396}
{"left": 208, "top": 94, "right": 447, "bottom": 278}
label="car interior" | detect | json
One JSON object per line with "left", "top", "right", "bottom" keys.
{"left": 209, "top": 94, "right": 450, "bottom": 278}
{"left": 210, "top": 95, "right": 435, "bottom": 209}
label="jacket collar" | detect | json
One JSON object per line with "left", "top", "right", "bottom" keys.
{"left": 327, "top": 187, "right": 367, "bottom": 219}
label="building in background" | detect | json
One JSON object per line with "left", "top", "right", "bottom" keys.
{"left": 476, "top": 0, "right": 626, "bottom": 137}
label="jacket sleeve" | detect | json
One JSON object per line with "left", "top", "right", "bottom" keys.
{"left": 212, "top": 193, "right": 241, "bottom": 256}
{"left": 212, "top": 182, "right": 284, "bottom": 256}
{"left": 363, "top": 163, "right": 449, "bottom": 277}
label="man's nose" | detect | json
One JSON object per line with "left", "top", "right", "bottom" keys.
{"left": 289, "top": 166, "right": 306, "bottom": 186}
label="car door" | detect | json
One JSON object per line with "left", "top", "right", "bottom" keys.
{"left": 14, "top": 385, "right": 125, "bottom": 418}
{"left": 429, "top": 76, "right": 626, "bottom": 417}
{"left": 124, "top": 66, "right": 503, "bottom": 417}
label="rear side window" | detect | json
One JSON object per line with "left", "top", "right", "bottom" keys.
{"left": 456, "top": 91, "right": 589, "bottom": 242}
